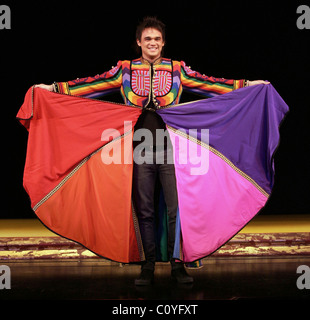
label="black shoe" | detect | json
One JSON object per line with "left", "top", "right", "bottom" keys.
{"left": 171, "top": 267, "right": 194, "bottom": 284}
{"left": 135, "top": 269, "right": 154, "bottom": 286}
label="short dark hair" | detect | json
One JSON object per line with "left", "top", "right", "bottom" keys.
{"left": 135, "top": 16, "right": 166, "bottom": 42}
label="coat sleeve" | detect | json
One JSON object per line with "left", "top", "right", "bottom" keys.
{"left": 56, "top": 60, "right": 123, "bottom": 98}
{"left": 180, "top": 61, "right": 245, "bottom": 98}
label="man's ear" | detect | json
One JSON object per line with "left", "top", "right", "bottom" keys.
{"left": 136, "top": 39, "right": 141, "bottom": 47}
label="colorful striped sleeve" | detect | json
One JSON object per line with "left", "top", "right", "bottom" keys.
{"left": 57, "top": 61, "right": 123, "bottom": 99}
{"left": 180, "top": 61, "right": 245, "bottom": 98}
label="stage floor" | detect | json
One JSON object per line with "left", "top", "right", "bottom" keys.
{"left": 1, "top": 215, "right": 310, "bottom": 237}
{"left": 1, "top": 216, "right": 310, "bottom": 301}
{"left": 1, "top": 256, "right": 310, "bottom": 300}
{"left": 1, "top": 215, "right": 310, "bottom": 260}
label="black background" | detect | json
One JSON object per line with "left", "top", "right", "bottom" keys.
{"left": 1, "top": 0, "right": 309, "bottom": 219}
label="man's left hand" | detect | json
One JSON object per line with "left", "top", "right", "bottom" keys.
{"left": 248, "top": 80, "right": 270, "bottom": 86}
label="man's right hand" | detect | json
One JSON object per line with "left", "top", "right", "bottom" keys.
{"left": 35, "top": 84, "right": 55, "bottom": 92}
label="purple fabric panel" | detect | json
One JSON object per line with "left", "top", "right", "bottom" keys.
{"left": 157, "top": 84, "right": 289, "bottom": 194}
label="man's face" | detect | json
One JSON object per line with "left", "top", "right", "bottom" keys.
{"left": 137, "top": 28, "right": 165, "bottom": 61}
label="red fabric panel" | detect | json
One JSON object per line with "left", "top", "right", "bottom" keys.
{"left": 17, "top": 87, "right": 142, "bottom": 208}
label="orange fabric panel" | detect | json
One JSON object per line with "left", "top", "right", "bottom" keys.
{"left": 36, "top": 136, "right": 142, "bottom": 263}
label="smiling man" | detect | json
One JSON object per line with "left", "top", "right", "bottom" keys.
{"left": 137, "top": 27, "right": 165, "bottom": 62}
{"left": 36, "top": 16, "right": 268, "bottom": 286}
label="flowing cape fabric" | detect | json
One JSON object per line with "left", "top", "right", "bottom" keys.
{"left": 157, "top": 84, "right": 289, "bottom": 262}
{"left": 17, "top": 84, "right": 288, "bottom": 263}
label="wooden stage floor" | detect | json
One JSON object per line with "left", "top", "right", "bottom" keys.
{"left": 1, "top": 215, "right": 310, "bottom": 261}
{"left": 1, "top": 215, "right": 310, "bottom": 301}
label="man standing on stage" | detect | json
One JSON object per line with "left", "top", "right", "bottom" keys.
{"left": 36, "top": 16, "right": 268, "bottom": 286}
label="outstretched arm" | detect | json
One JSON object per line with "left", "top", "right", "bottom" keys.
{"left": 35, "top": 61, "right": 123, "bottom": 98}
{"left": 180, "top": 61, "right": 269, "bottom": 98}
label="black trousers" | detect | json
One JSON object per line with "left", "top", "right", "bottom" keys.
{"left": 133, "top": 148, "right": 180, "bottom": 271}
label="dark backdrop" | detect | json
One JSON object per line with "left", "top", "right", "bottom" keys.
{"left": 1, "top": 1, "right": 309, "bottom": 218}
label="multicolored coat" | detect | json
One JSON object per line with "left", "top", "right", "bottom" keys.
{"left": 56, "top": 57, "right": 246, "bottom": 107}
